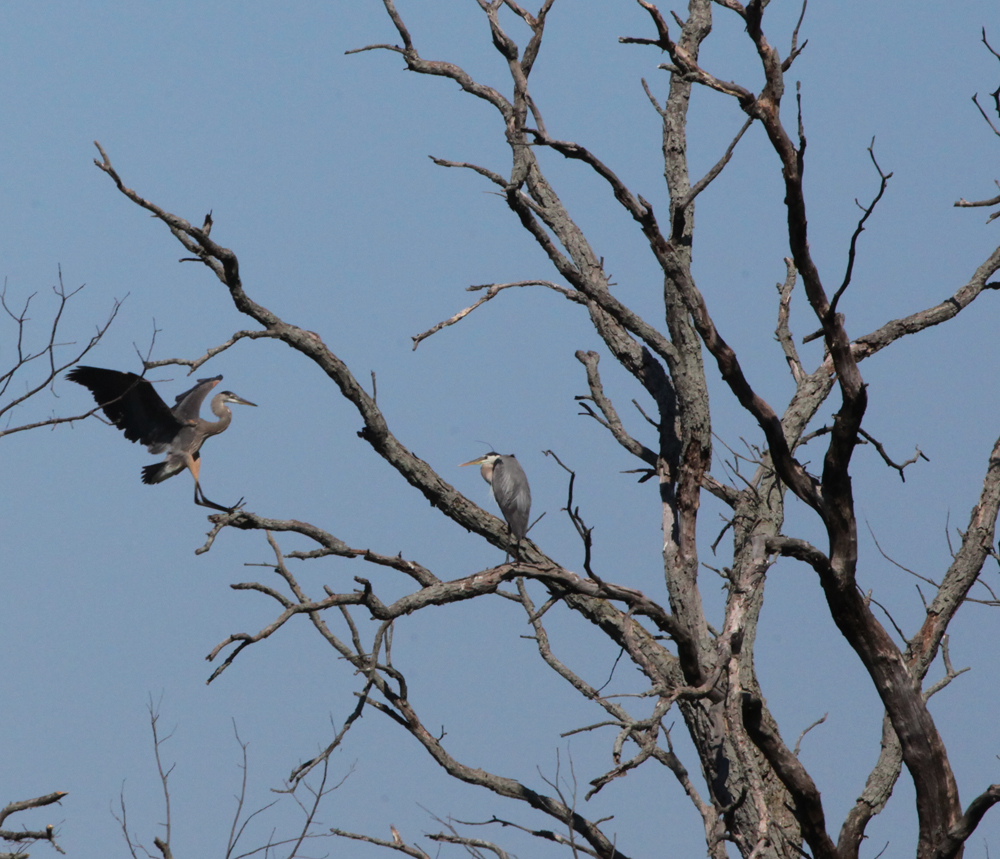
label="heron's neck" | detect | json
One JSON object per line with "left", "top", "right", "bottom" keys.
{"left": 206, "top": 399, "right": 233, "bottom": 434}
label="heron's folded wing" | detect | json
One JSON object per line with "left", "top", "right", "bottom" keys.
{"left": 492, "top": 455, "right": 532, "bottom": 540}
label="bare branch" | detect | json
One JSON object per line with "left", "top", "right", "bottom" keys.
{"left": 144, "top": 329, "right": 279, "bottom": 372}
{"left": 929, "top": 784, "right": 1000, "bottom": 859}
{"left": 743, "top": 695, "right": 838, "bottom": 859}
{"left": 775, "top": 258, "right": 804, "bottom": 384}
{"left": 427, "top": 833, "right": 514, "bottom": 859}
{"left": 866, "top": 522, "right": 939, "bottom": 588}
{"left": 673, "top": 117, "right": 753, "bottom": 220}
{"left": 344, "top": 1, "right": 513, "bottom": 120}
{"left": 542, "top": 449, "right": 599, "bottom": 579}
{"left": 288, "top": 681, "right": 373, "bottom": 786}
{"left": 365, "top": 669, "right": 633, "bottom": 859}
{"left": 574, "top": 350, "right": 657, "bottom": 465}
{"left": 922, "top": 636, "right": 970, "bottom": 701}
{"left": 0, "top": 792, "right": 67, "bottom": 857}
{"left": 782, "top": 0, "right": 809, "bottom": 71}
{"left": 412, "top": 280, "right": 581, "bottom": 350}
{"left": 330, "top": 827, "right": 431, "bottom": 858}
{"left": 0, "top": 275, "right": 123, "bottom": 438}
{"left": 829, "top": 141, "right": 893, "bottom": 316}
{"left": 857, "top": 428, "right": 928, "bottom": 482}
{"left": 793, "top": 713, "right": 827, "bottom": 757}
{"left": 428, "top": 156, "right": 508, "bottom": 187}
{"left": 851, "top": 244, "right": 1000, "bottom": 361}
{"left": 906, "top": 431, "right": 1000, "bottom": 681}
{"left": 971, "top": 91, "right": 1000, "bottom": 140}
{"left": 954, "top": 187, "right": 1000, "bottom": 208}
{"left": 453, "top": 814, "right": 606, "bottom": 859}
{"left": 149, "top": 702, "right": 174, "bottom": 853}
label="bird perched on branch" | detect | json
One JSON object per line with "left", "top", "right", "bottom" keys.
{"left": 67, "top": 365, "right": 256, "bottom": 512}
{"left": 460, "top": 452, "right": 532, "bottom": 558}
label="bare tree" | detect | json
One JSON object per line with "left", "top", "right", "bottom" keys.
{"left": 0, "top": 272, "right": 120, "bottom": 859}
{"left": 0, "top": 269, "right": 121, "bottom": 440}
{"left": 85, "top": 3, "right": 1000, "bottom": 859}
{"left": 0, "top": 792, "right": 67, "bottom": 858}
{"left": 114, "top": 702, "right": 339, "bottom": 859}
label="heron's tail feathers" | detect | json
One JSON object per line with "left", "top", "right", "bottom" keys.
{"left": 142, "top": 462, "right": 172, "bottom": 484}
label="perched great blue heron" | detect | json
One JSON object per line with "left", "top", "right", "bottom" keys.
{"left": 460, "top": 452, "right": 531, "bottom": 557}
{"left": 67, "top": 366, "right": 257, "bottom": 512}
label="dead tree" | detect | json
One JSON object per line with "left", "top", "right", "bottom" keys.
{"left": 89, "top": 3, "right": 1000, "bottom": 859}
{"left": 0, "top": 792, "right": 67, "bottom": 857}
{"left": 1, "top": 273, "right": 119, "bottom": 859}
{"left": 0, "top": 270, "right": 120, "bottom": 440}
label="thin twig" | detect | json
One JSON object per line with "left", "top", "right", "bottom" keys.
{"left": 829, "top": 140, "right": 892, "bottom": 316}
{"left": 412, "top": 280, "right": 580, "bottom": 350}
{"left": 857, "top": 428, "right": 928, "bottom": 482}
{"left": 793, "top": 713, "right": 827, "bottom": 756}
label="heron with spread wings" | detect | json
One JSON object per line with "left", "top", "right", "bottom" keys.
{"left": 68, "top": 366, "right": 256, "bottom": 512}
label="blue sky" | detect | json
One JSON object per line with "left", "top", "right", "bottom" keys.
{"left": 2, "top": 2, "right": 1000, "bottom": 857}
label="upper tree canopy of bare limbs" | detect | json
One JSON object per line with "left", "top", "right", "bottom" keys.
{"left": 0, "top": 271, "right": 121, "bottom": 441}
{"left": 84, "top": 3, "right": 1000, "bottom": 859}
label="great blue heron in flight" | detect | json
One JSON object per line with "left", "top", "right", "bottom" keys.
{"left": 67, "top": 366, "right": 257, "bottom": 512}
{"left": 460, "top": 452, "right": 531, "bottom": 558}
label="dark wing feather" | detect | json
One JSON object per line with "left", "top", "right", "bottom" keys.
{"left": 492, "top": 455, "right": 531, "bottom": 540}
{"left": 171, "top": 376, "right": 222, "bottom": 423}
{"left": 67, "top": 366, "right": 183, "bottom": 451}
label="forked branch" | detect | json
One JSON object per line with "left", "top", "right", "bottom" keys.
{"left": 829, "top": 141, "right": 893, "bottom": 316}
{"left": 0, "top": 274, "right": 122, "bottom": 439}
{"left": 0, "top": 792, "right": 67, "bottom": 856}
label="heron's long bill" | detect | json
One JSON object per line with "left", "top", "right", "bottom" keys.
{"left": 459, "top": 456, "right": 488, "bottom": 467}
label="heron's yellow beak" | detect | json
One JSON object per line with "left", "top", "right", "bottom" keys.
{"left": 459, "top": 457, "right": 486, "bottom": 467}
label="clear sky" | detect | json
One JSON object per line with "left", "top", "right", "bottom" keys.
{"left": 2, "top": 2, "right": 1000, "bottom": 857}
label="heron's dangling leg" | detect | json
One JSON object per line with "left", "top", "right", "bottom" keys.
{"left": 187, "top": 455, "right": 243, "bottom": 513}
{"left": 194, "top": 482, "right": 240, "bottom": 513}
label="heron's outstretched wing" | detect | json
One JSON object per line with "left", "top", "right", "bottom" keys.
{"left": 67, "top": 366, "right": 183, "bottom": 452}
{"left": 171, "top": 376, "right": 222, "bottom": 423}
{"left": 492, "top": 455, "right": 531, "bottom": 540}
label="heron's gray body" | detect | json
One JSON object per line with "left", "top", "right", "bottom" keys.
{"left": 461, "top": 452, "right": 532, "bottom": 550}
{"left": 141, "top": 376, "right": 238, "bottom": 484}
{"left": 481, "top": 454, "right": 531, "bottom": 541}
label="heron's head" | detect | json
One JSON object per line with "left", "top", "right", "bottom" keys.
{"left": 460, "top": 452, "right": 501, "bottom": 467}
{"left": 460, "top": 452, "right": 501, "bottom": 484}
{"left": 218, "top": 391, "right": 257, "bottom": 407}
